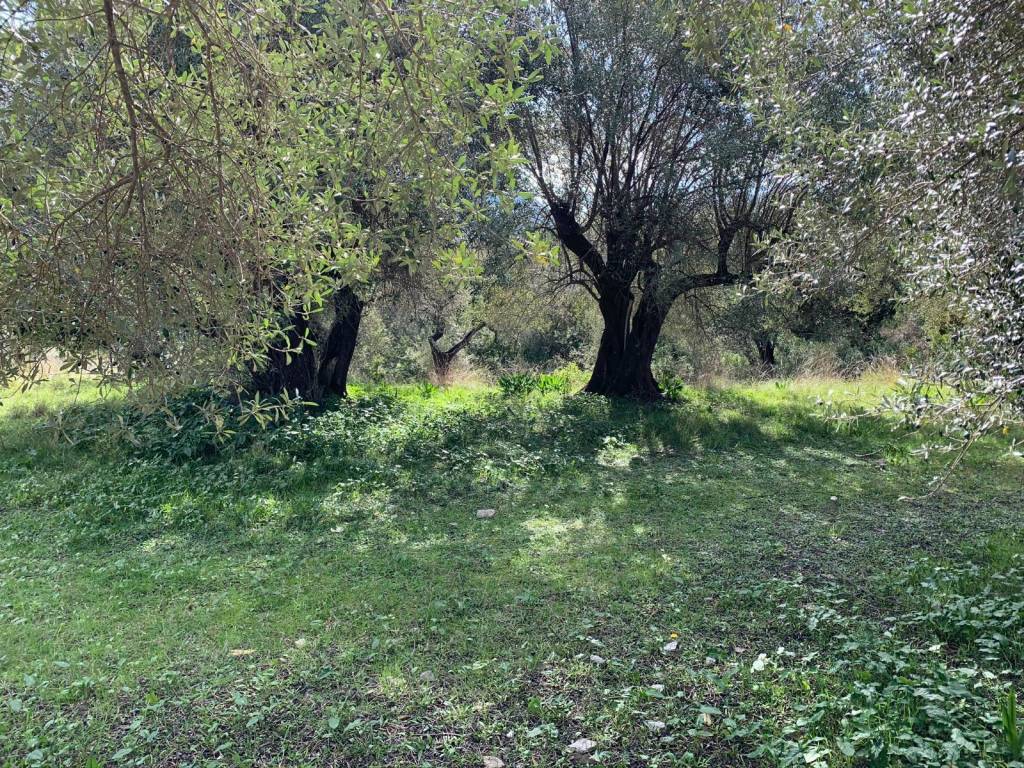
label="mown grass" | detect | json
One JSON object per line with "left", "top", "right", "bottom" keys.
{"left": 0, "top": 376, "right": 1021, "bottom": 767}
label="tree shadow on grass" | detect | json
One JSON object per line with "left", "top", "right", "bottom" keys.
{"left": 0, "top": 383, "right": 1011, "bottom": 584}
{"left": 2, "top": 385, "right": 1023, "bottom": 767}
{"left": 1, "top": 383, "right": 987, "bottom": 559}
{"left": 11, "top": 386, "right": 1015, "bottom": 613}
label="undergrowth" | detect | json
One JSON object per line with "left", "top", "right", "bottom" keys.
{"left": 0, "top": 377, "right": 1021, "bottom": 766}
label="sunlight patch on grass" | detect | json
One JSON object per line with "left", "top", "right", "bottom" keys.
{"left": 0, "top": 375, "right": 1021, "bottom": 766}
{"left": 135, "top": 532, "right": 186, "bottom": 555}
{"left": 520, "top": 514, "right": 600, "bottom": 547}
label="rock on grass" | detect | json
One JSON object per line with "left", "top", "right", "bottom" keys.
{"left": 568, "top": 738, "right": 596, "bottom": 753}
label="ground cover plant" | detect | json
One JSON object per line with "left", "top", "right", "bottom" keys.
{"left": 1, "top": 375, "right": 1021, "bottom": 767}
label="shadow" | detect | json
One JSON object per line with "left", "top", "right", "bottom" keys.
{"left": 2, "top": 382, "right": 1023, "bottom": 765}
{"left": 5, "top": 385, "right": 1019, "bottom": 625}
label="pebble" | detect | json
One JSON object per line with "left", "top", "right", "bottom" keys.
{"left": 568, "top": 738, "right": 596, "bottom": 753}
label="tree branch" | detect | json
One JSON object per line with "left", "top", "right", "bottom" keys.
{"left": 103, "top": 0, "right": 149, "bottom": 258}
{"left": 445, "top": 323, "right": 487, "bottom": 357}
{"left": 549, "top": 203, "right": 605, "bottom": 280}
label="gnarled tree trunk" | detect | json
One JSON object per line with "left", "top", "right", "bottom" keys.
{"left": 754, "top": 333, "right": 777, "bottom": 370}
{"left": 584, "top": 287, "right": 666, "bottom": 400}
{"left": 428, "top": 322, "right": 485, "bottom": 383}
{"left": 251, "top": 285, "right": 364, "bottom": 401}
{"left": 547, "top": 206, "right": 741, "bottom": 401}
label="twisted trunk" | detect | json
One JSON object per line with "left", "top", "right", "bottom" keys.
{"left": 547, "top": 206, "right": 742, "bottom": 400}
{"left": 754, "top": 333, "right": 777, "bottom": 370}
{"left": 428, "top": 322, "right": 485, "bottom": 383}
{"left": 585, "top": 286, "right": 666, "bottom": 400}
{"left": 252, "top": 285, "right": 363, "bottom": 401}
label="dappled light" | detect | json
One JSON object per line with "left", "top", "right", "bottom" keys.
{"left": 2, "top": 0, "right": 1022, "bottom": 764}
{"left": 2, "top": 378, "right": 1022, "bottom": 765}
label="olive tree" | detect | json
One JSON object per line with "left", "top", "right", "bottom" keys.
{"left": 516, "top": 0, "right": 795, "bottom": 398}
{"left": 743, "top": 0, "right": 1024, "bottom": 449}
{"left": 0, "top": 0, "right": 537, "bottom": 401}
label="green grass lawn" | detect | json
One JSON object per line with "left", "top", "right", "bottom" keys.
{"left": 1, "top": 376, "right": 1022, "bottom": 767}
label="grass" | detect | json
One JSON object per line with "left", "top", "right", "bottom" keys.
{"left": 0, "top": 375, "right": 1022, "bottom": 767}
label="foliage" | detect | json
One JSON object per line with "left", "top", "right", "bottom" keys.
{"left": 740, "top": 0, "right": 1024, "bottom": 449}
{"left": 655, "top": 371, "right": 689, "bottom": 402}
{"left": 476, "top": 280, "right": 598, "bottom": 374}
{"left": 736, "top": 556, "right": 1024, "bottom": 767}
{"left": 496, "top": 365, "right": 585, "bottom": 398}
{"left": 0, "top": 0, "right": 540, "bottom": 396}
{"left": 64, "top": 387, "right": 308, "bottom": 461}
{"left": 1, "top": 376, "right": 1022, "bottom": 765}
{"left": 1003, "top": 690, "right": 1023, "bottom": 762}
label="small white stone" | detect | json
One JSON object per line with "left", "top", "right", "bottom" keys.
{"left": 662, "top": 640, "right": 678, "bottom": 652}
{"left": 476, "top": 508, "right": 497, "bottom": 519}
{"left": 645, "top": 720, "right": 666, "bottom": 732}
{"left": 568, "top": 738, "right": 597, "bottom": 753}
{"left": 649, "top": 684, "right": 665, "bottom": 692}
{"left": 589, "top": 654, "right": 605, "bottom": 664}
{"left": 483, "top": 757, "right": 505, "bottom": 768}
{"left": 293, "top": 638, "right": 307, "bottom": 649}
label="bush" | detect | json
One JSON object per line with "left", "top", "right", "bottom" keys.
{"left": 496, "top": 364, "right": 586, "bottom": 398}
{"left": 56, "top": 388, "right": 306, "bottom": 462}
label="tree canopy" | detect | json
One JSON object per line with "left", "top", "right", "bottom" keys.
{"left": 740, "top": 0, "right": 1023, "bottom": 445}
{"left": 1, "top": 0, "right": 538, "bottom": 400}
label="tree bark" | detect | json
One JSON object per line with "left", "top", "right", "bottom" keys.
{"left": 251, "top": 285, "right": 363, "bottom": 401}
{"left": 544, "top": 204, "right": 744, "bottom": 401}
{"left": 754, "top": 333, "right": 776, "bottom": 370}
{"left": 428, "top": 323, "right": 485, "bottom": 383}
{"left": 584, "top": 287, "right": 666, "bottom": 400}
